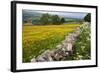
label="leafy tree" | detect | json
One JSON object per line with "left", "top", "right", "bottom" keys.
{"left": 40, "top": 13, "right": 50, "bottom": 25}
{"left": 60, "top": 17, "right": 65, "bottom": 24}
{"left": 51, "top": 15, "right": 61, "bottom": 25}
{"left": 84, "top": 13, "right": 91, "bottom": 22}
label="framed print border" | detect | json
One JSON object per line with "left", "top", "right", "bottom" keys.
{"left": 11, "top": 1, "right": 98, "bottom": 72}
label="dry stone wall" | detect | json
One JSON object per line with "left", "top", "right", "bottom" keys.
{"left": 31, "top": 27, "right": 81, "bottom": 62}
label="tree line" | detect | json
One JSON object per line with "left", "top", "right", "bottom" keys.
{"left": 39, "top": 13, "right": 65, "bottom": 25}
{"left": 24, "top": 13, "right": 91, "bottom": 25}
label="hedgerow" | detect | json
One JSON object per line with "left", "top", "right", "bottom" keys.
{"left": 73, "top": 23, "right": 91, "bottom": 60}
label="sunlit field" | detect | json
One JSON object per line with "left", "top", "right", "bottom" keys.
{"left": 22, "top": 23, "right": 81, "bottom": 62}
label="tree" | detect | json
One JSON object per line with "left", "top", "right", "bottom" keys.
{"left": 51, "top": 15, "right": 61, "bottom": 25}
{"left": 40, "top": 13, "right": 50, "bottom": 25}
{"left": 84, "top": 13, "right": 91, "bottom": 22}
{"left": 60, "top": 17, "right": 65, "bottom": 24}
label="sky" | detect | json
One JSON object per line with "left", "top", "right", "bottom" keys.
{"left": 23, "top": 10, "right": 88, "bottom": 19}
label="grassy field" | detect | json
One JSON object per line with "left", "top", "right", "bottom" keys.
{"left": 22, "top": 23, "right": 81, "bottom": 62}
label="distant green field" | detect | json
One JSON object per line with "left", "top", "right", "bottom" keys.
{"left": 22, "top": 23, "right": 80, "bottom": 62}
